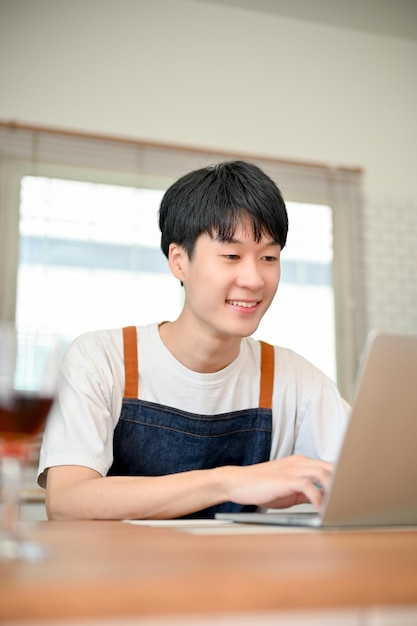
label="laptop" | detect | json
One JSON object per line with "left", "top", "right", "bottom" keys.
{"left": 216, "top": 332, "right": 417, "bottom": 528}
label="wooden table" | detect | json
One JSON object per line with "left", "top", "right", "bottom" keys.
{"left": 1, "top": 521, "right": 417, "bottom": 623}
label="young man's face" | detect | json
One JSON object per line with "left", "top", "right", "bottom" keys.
{"left": 169, "top": 219, "right": 281, "bottom": 340}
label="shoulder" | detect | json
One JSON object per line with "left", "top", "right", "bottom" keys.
{"left": 273, "top": 344, "right": 349, "bottom": 414}
{"left": 246, "top": 337, "right": 324, "bottom": 377}
{"left": 251, "top": 337, "right": 340, "bottom": 397}
{"left": 274, "top": 345, "right": 325, "bottom": 378}
{"left": 242, "top": 337, "right": 326, "bottom": 392}
{"left": 63, "top": 323, "right": 162, "bottom": 375}
{"left": 64, "top": 327, "right": 124, "bottom": 366}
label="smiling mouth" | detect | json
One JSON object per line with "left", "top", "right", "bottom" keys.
{"left": 227, "top": 300, "right": 260, "bottom": 309}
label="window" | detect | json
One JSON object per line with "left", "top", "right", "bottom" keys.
{"left": 17, "top": 176, "right": 180, "bottom": 342}
{"left": 17, "top": 176, "right": 336, "bottom": 379}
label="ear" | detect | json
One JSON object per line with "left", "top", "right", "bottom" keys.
{"left": 168, "top": 243, "right": 188, "bottom": 282}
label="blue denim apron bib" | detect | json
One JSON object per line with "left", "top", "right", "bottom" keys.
{"left": 108, "top": 326, "right": 273, "bottom": 518}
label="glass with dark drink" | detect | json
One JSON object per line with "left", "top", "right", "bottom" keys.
{"left": 0, "top": 324, "right": 60, "bottom": 560}
{"left": 0, "top": 393, "right": 54, "bottom": 441}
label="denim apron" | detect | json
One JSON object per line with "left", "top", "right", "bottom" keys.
{"left": 108, "top": 326, "right": 274, "bottom": 518}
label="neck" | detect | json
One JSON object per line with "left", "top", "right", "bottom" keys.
{"left": 158, "top": 318, "right": 242, "bottom": 373}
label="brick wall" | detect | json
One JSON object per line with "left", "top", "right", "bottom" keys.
{"left": 362, "top": 199, "right": 417, "bottom": 335}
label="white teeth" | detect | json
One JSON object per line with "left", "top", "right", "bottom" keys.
{"left": 228, "top": 300, "right": 257, "bottom": 308}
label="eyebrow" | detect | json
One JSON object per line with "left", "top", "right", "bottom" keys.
{"left": 221, "top": 237, "right": 280, "bottom": 246}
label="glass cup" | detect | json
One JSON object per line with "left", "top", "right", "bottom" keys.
{"left": 0, "top": 324, "right": 61, "bottom": 561}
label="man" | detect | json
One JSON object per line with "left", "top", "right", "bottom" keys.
{"left": 38, "top": 160, "right": 349, "bottom": 520}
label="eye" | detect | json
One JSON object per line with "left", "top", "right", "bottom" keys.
{"left": 262, "top": 255, "right": 279, "bottom": 262}
{"left": 223, "top": 254, "right": 240, "bottom": 260}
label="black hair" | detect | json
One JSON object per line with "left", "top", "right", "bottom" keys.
{"left": 159, "top": 160, "right": 288, "bottom": 259}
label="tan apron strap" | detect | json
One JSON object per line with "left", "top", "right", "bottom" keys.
{"left": 123, "top": 326, "right": 139, "bottom": 399}
{"left": 259, "top": 341, "right": 274, "bottom": 409}
{"left": 123, "top": 328, "right": 273, "bottom": 405}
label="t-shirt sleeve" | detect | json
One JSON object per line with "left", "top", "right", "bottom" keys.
{"left": 37, "top": 332, "right": 122, "bottom": 487}
{"left": 270, "top": 347, "right": 350, "bottom": 463}
{"left": 292, "top": 372, "right": 350, "bottom": 461}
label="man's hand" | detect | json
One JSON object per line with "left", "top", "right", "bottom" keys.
{"left": 220, "top": 455, "right": 333, "bottom": 511}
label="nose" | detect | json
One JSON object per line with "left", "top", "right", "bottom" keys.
{"left": 235, "top": 258, "right": 265, "bottom": 290}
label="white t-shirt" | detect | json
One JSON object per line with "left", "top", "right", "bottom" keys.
{"left": 38, "top": 323, "right": 350, "bottom": 487}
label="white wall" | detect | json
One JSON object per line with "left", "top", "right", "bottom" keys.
{"left": 1, "top": 0, "right": 416, "bottom": 334}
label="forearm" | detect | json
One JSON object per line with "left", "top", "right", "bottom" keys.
{"left": 45, "top": 465, "right": 228, "bottom": 521}
{"left": 45, "top": 456, "right": 334, "bottom": 520}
